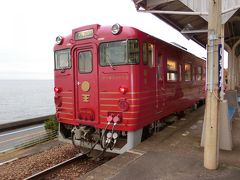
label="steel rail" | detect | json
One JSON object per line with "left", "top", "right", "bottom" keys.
{"left": 24, "top": 153, "right": 87, "bottom": 180}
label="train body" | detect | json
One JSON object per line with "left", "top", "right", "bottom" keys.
{"left": 54, "top": 24, "right": 206, "bottom": 153}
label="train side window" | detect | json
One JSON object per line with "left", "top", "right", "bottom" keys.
{"left": 184, "top": 63, "right": 191, "bottom": 81}
{"left": 142, "top": 42, "right": 154, "bottom": 67}
{"left": 196, "top": 66, "right": 202, "bottom": 80}
{"left": 128, "top": 40, "right": 139, "bottom": 64}
{"left": 143, "top": 43, "right": 148, "bottom": 65}
{"left": 202, "top": 66, "right": 206, "bottom": 80}
{"left": 148, "top": 43, "right": 154, "bottom": 67}
{"left": 179, "top": 64, "right": 182, "bottom": 81}
{"left": 157, "top": 54, "right": 162, "bottom": 80}
{"left": 78, "top": 51, "right": 92, "bottom": 73}
{"left": 167, "top": 59, "right": 177, "bottom": 81}
{"left": 192, "top": 67, "right": 195, "bottom": 81}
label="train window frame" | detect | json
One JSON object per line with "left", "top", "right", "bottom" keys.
{"left": 184, "top": 63, "right": 192, "bottom": 81}
{"left": 78, "top": 51, "right": 93, "bottom": 74}
{"left": 142, "top": 42, "right": 155, "bottom": 67}
{"left": 54, "top": 48, "right": 72, "bottom": 70}
{"left": 167, "top": 59, "right": 178, "bottom": 82}
{"left": 99, "top": 39, "right": 139, "bottom": 67}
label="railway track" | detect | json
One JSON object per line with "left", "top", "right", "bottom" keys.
{"left": 24, "top": 153, "right": 88, "bottom": 180}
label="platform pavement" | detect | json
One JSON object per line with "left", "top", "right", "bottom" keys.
{"left": 81, "top": 106, "right": 240, "bottom": 180}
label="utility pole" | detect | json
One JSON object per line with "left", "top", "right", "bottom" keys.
{"left": 204, "top": 0, "right": 222, "bottom": 170}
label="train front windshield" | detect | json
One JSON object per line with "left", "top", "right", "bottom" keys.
{"left": 100, "top": 40, "right": 139, "bottom": 66}
{"left": 54, "top": 49, "right": 71, "bottom": 70}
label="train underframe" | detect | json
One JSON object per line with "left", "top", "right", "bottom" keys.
{"left": 58, "top": 100, "right": 204, "bottom": 155}
{"left": 59, "top": 122, "right": 144, "bottom": 154}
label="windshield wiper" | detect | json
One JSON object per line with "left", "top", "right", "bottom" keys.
{"left": 60, "top": 67, "right": 66, "bottom": 73}
{"left": 106, "top": 54, "right": 115, "bottom": 70}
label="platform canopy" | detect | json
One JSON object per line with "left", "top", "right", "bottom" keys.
{"left": 133, "top": 0, "right": 240, "bottom": 57}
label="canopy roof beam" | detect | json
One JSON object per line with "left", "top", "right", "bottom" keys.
{"left": 137, "top": 9, "right": 208, "bottom": 16}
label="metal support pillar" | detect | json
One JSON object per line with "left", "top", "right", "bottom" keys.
{"left": 232, "top": 53, "right": 237, "bottom": 90}
{"left": 235, "top": 56, "right": 239, "bottom": 88}
{"left": 204, "top": 0, "right": 221, "bottom": 170}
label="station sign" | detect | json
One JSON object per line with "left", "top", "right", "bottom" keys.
{"left": 218, "top": 44, "right": 223, "bottom": 92}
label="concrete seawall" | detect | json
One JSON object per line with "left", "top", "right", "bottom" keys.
{"left": 0, "top": 115, "right": 55, "bottom": 132}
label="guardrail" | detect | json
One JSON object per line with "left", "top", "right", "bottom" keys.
{"left": 0, "top": 129, "right": 58, "bottom": 154}
{"left": 15, "top": 130, "right": 58, "bottom": 150}
{"left": 0, "top": 115, "right": 55, "bottom": 132}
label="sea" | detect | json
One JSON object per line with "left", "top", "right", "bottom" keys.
{"left": 0, "top": 80, "right": 55, "bottom": 125}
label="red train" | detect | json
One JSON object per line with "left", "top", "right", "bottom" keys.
{"left": 54, "top": 24, "right": 206, "bottom": 153}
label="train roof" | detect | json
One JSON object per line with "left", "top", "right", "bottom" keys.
{"left": 54, "top": 24, "right": 206, "bottom": 63}
{"left": 128, "top": 25, "right": 206, "bottom": 63}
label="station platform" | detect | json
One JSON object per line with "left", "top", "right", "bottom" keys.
{"left": 81, "top": 106, "right": 240, "bottom": 180}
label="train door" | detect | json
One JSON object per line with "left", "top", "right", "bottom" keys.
{"left": 74, "top": 44, "right": 99, "bottom": 125}
{"left": 165, "top": 58, "right": 179, "bottom": 113}
{"left": 156, "top": 53, "right": 163, "bottom": 113}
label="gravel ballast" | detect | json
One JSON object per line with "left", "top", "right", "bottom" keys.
{"left": 0, "top": 143, "right": 110, "bottom": 179}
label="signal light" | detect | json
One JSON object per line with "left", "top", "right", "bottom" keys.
{"left": 119, "top": 87, "right": 127, "bottom": 94}
{"left": 54, "top": 87, "right": 61, "bottom": 93}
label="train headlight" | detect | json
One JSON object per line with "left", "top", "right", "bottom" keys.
{"left": 56, "top": 36, "right": 63, "bottom": 45}
{"left": 111, "top": 23, "right": 122, "bottom": 35}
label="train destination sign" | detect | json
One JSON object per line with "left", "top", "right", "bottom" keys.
{"left": 75, "top": 29, "right": 93, "bottom": 40}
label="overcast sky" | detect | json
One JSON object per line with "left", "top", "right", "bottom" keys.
{"left": 0, "top": 0, "right": 218, "bottom": 80}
